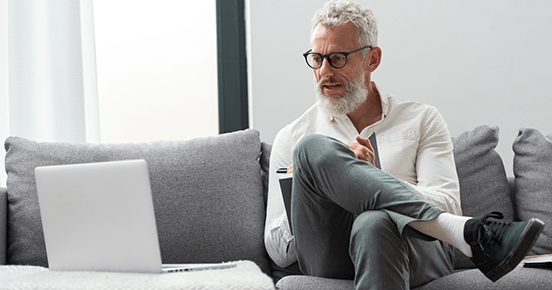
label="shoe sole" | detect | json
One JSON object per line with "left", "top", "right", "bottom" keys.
{"left": 485, "top": 218, "right": 545, "bottom": 282}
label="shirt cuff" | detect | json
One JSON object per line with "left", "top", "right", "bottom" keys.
{"left": 265, "top": 212, "right": 297, "bottom": 268}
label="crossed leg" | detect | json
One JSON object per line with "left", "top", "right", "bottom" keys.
{"left": 290, "top": 134, "right": 453, "bottom": 289}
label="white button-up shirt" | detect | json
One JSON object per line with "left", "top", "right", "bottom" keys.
{"left": 264, "top": 83, "right": 461, "bottom": 268}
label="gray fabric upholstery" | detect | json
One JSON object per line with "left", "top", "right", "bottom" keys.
{"left": 260, "top": 142, "right": 272, "bottom": 207}
{"left": 452, "top": 125, "right": 514, "bottom": 219}
{"left": 513, "top": 127, "right": 552, "bottom": 255}
{"left": 277, "top": 265, "right": 552, "bottom": 290}
{"left": 0, "top": 261, "right": 275, "bottom": 290}
{"left": 451, "top": 125, "right": 513, "bottom": 269}
{"left": 276, "top": 275, "right": 353, "bottom": 290}
{"left": 0, "top": 187, "right": 6, "bottom": 265}
{"left": 416, "top": 266, "right": 552, "bottom": 290}
{"left": 3, "top": 129, "right": 271, "bottom": 274}
{"left": 508, "top": 176, "right": 517, "bottom": 218}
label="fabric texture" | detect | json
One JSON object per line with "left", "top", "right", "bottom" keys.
{"left": 260, "top": 142, "right": 272, "bottom": 208}
{"left": 276, "top": 265, "right": 551, "bottom": 290}
{"left": 277, "top": 275, "right": 354, "bottom": 290}
{"left": 416, "top": 266, "right": 551, "bottom": 290}
{"left": 451, "top": 125, "right": 513, "bottom": 269}
{"left": 513, "top": 127, "right": 552, "bottom": 255}
{"left": 3, "top": 129, "right": 271, "bottom": 274}
{"left": 0, "top": 260, "right": 275, "bottom": 290}
{"left": 0, "top": 187, "right": 6, "bottom": 265}
{"left": 452, "top": 125, "right": 513, "bottom": 219}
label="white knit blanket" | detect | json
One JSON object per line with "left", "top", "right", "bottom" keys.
{"left": 0, "top": 260, "right": 275, "bottom": 290}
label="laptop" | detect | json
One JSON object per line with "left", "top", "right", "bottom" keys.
{"left": 35, "top": 159, "right": 235, "bottom": 273}
{"left": 277, "top": 132, "right": 381, "bottom": 233}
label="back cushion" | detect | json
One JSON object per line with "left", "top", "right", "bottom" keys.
{"left": 452, "top": 125, "right": 514, "bottom": 219}
{"left": 452, "top": 125, "right": 513, "bottom": 268}
{"left": 4, "top": 129, "right": 271, "bottom": 274}
{"left": 513, "top": 127, "right": 552, "bottom": 255}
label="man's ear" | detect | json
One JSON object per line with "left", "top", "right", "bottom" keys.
{"left": 365, "top": 47, "right": 382, "bottom": 72}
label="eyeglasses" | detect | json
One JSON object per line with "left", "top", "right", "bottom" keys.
{"left": 303, "top": 45, "right": 372, "bottom": 69}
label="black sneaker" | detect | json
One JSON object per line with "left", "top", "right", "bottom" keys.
{"left": 464, "top": 211, "right": 544, "bottom": 282}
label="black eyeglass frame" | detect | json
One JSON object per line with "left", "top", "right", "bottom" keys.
{"left": 303, "top": 45, "right": 373, "bottom": 69}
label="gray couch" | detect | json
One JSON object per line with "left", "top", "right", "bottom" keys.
{"left": 1, "top": 125, "right": 551, "bottom": 289}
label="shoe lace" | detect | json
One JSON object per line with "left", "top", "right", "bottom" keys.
{"left": 477, "top": 211, "right": 509, "bottom": 250}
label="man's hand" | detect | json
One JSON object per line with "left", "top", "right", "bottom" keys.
{"left": 347, "top": 135, "right": 376, "bottom": 166}
{"left": 286, "top": 164, "right": 293, "bottom": 174}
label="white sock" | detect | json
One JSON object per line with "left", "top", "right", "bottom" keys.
{"left": 409, "top": 213, "right": 473, "bottom": 257}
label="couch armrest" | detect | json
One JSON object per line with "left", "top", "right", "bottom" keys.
{"left": 0, "top": 187, "right": 6, "bottom": 264}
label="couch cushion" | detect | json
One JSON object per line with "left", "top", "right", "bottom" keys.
{"left": 513, "top": 127, "right": 552, "bottom": 255}
{"left": 451, "top": 125, "right": 513, "bottom": 268}
{"left": 276, "top": 265, "right": 552, "bottom": 290}
{"left": 0, "top": 187, "right": 6, "bottom": 265}
{"left": 4, "top": 129, "right": 271, "bottom": 274}
{"left": 415, "top": 266, "right": 552, "bottom": 290}
{"left": 276, "top": 275, "right": 353, "bottom": 290}
{"left": 260, "top": 142, "right": 272, "bottom": 207}
{"left": 277, "top": 265, "right": 552, "bottom": 290}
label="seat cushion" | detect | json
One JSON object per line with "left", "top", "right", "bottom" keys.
{"left": 415, "top": 265, "right": 552, "bottom": 290}
{"left": 0, "top": 260, "right": 275, "bottom": 290}
{"left": 4, "top": 129, "right": 271, "bottom": 274}
{"left": 276, "top": 265, "right": 552, "bottom": 290}
{"left": 276, "top": 275, "right": 353, "bottom": 290}
{"left": 513, "top": 127, "right": 552, "bottom": 255}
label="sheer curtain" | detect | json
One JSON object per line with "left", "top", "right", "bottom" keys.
{"left": 0, "top": 0, "right": 99, "bottom": 186}
{"left": 93, "top": 0, "right": 218, "bottom": 144}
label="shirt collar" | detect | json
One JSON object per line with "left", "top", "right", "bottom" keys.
{"left": 374, "top": 82, "right": 390, "bottom": 120}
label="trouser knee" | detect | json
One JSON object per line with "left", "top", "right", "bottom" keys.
{"left": 293, "top": 134, "right": 347, "bottom": 171}
{"left": 350, "top": 210, "right": 405, "bottom": 255}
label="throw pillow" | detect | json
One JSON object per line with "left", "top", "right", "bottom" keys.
{"left": 513, "top": 127, "right": 552, "bottom": 255}
{"left": 4, "top": 129, "right": 271, "bottom": 274}
{"left": 451, "top": 125, "right": 513, "bottom": 268}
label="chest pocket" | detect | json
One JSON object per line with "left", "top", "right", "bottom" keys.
{"left": 378, "top": 130, "right": 419, "bottom": 184}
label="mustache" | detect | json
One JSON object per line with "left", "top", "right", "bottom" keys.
{"left": 317, "top": 78, "right": 341, "bottom": 86}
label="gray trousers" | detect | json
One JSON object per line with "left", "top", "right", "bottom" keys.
{"left": 291, "top": 134, "right": 454, "bottom": 290}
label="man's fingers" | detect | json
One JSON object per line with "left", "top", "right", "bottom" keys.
{"left": 287, "top": 164, "right": 294, "bottom": 174}
{"left": 356, "top": 135, "right": 374, "bottom": 151}
{"left": 355, "top": 135, "right": 367, "bottom": 144}
{"left": 348, "top": 136, "right": 375, "bottom": 166}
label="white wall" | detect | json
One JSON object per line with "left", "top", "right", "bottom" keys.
{"left": 0, "top": 0, "right": 7, "bottom": 187}
{"left": 248, "top": 0, "right": 552, "bottom": 175}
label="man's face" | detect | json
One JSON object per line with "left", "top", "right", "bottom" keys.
{"left": 311, "top": 22, "right": 369, "bottom": 116}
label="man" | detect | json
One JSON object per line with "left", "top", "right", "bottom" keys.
{"left": 264, "top": 1, "right": 544, "bottom": 289}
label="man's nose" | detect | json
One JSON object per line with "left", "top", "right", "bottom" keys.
{"left": 318, "top": 57, "right": 335, "bottom": 78}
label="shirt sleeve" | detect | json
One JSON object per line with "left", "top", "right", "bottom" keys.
{"left": 409, "top": 107, "right": 462, "bottom": 215}
{"left": 264, "top": 128, "right": 298, "bottom": 268}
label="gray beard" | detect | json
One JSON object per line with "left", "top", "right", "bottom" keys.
{"left": 315, "top": 71, "right": 368, "bottom": 117}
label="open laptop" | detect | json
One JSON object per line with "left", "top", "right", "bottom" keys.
{"left": 35, "top": 159, "right": 235, "bottom": 273}
{"left": 277, "top": 132, "right": 381, "bottom": 233}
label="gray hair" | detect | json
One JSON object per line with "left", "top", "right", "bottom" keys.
{"left": 311, "top": 1, "right": 378, "bottom": 48}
